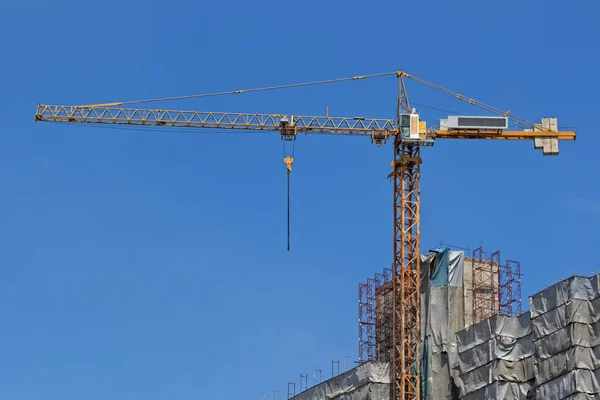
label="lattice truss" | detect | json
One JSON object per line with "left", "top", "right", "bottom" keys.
{"left": 359, "top": 268, "right": 393, "bottom": 364}
{"left": 471, "top": 247, "right": 522, "bottom": 325}
{"left": 35, "top": 105, "right": 396, "bottom": 135}
{"left": 500, "top": 260, "right": 522, "bottom": 316}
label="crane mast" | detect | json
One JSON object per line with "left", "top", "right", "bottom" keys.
{"left": 34, "top": 71, "right": 576, "bottom": 400}
{"left": 393, "top": 75, "right": 422, "bottom": 400}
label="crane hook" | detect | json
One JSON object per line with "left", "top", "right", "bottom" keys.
{"left": 284, "top": 156, "right": 294, "bottom": 172}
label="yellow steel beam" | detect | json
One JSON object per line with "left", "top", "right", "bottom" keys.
{"left": 430, "top": 129, "right": 576, "bottom": 141}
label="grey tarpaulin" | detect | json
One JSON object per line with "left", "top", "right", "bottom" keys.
{"left": 453, "top": 311, "right": 534, "bottom": 400}
{"left": 420, "top": 253, "right": 434, "bottom": 398}
{"left": 427, "top": 286, "right": 464, "bottom": 353}
{"left": 453, "top": 333, "right": 534, "bottom": 374}
{"left": 456, "top": 357, "right": 535, "bottom": 397}
{"left": 449, "top": 251, "right": 464, "bottom": 288}
{"left": 530, "top": 276, "right": 600, "bottom": 318}
{"left": 530, "top": 274, "right": 600, "bottom": 400}
{"left": 535, "top": 321, "right": 600, "bottom": 360}
{"left": 535, "top": 345, "right": 600, "bottom": 385}
{"left": 532, "top": 297, "right": 600, "bottom": 339}
{"left": 448, "top": 273, "right": 600, "bottom": 399}
{"left": 535, "top": 368, "right": 600, "bottom": 400}
{"left": 324, "top": 384, "right": 389, "bottom": 400}
{"left": 420, "top": 253, "right": 435, "bottom": 338}
{"left": 290, "top": 362, "right": 391, "bottom": 400}
{"left": 420, "top": 250, "right": 464, "bottom": 400}
{"left": 423, "top": 251, "right": 465, "bottom": 352}
{"left": 430, "top": 249, "right": 465, "bottom": 288}
{"left": 428, "top": 286, "right": 449, "bottom": 352}
{"left": 431, "top": 248, "right": 450, "bottom": 287}
{"left": 456, "top": 313, "right": 531, "bottom": 354}
{"left": 563, "top": 394, "right": 600, "bottom": 400}
{"left": 460, "top": 380, "right": 533, "bottom": 400}
{"left": 431, "top": 351, "right": 453, "bottom": 399}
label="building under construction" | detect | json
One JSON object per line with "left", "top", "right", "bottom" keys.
{"left": 284, "top": 247, "right": 600, "bottom": 400}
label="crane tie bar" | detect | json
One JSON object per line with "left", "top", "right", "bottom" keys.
{"left": 77, "top": 71, "right": 400, "bottom": 109}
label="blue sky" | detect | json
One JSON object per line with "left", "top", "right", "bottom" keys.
{"left": 1, "top": 0, "right": 598, "bottom": 399}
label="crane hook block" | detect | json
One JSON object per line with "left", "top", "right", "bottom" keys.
{"left": 284, "top": 156, "right": 294, "bottom": 172}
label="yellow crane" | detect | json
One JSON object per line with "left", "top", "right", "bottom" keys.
{"left": 34, "top": 70, "right": 576, "bottom": 400}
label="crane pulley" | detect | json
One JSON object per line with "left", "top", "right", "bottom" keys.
{"left": 34, "top": 70, "right": 576, "bottom": 400}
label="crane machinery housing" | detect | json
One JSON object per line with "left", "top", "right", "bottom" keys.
{"left": 34, "top": 70, "right": 576, "bottom": 400}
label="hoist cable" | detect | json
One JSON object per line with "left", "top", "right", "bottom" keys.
{"left": 287, "top": 170, "right": 291, "bottom": 252}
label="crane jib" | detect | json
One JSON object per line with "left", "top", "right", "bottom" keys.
{"left": 35, "top": 104, "right": 397, "bottom": 136}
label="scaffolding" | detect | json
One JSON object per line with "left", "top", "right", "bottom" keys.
{"left": 375, "top": 269, "right": 393, "bottom": 363}
{"left": 499, "top": 260, "right": 523, "bottom": 316}
{"left": 358, "top": 279, "right": 375, "bottom": 364}
{"left": 471, "top": 247, "right": 501, "bottom": 325}
{"left": 471, "top": 247, "right": 523, "bottom": 324}
{"left": 358, "top": 268, "right": 392, "bottom": 364}
{"left": 359, "top": 248, "right": 523, "bottom": 365}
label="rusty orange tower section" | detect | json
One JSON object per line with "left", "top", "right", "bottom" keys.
{"left": 392, "top": 81, "right": 422, "bottom": 398}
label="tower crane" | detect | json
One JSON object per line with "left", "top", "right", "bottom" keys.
{"left": 34, "top": 70, "right": 576, "bottom": 400}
